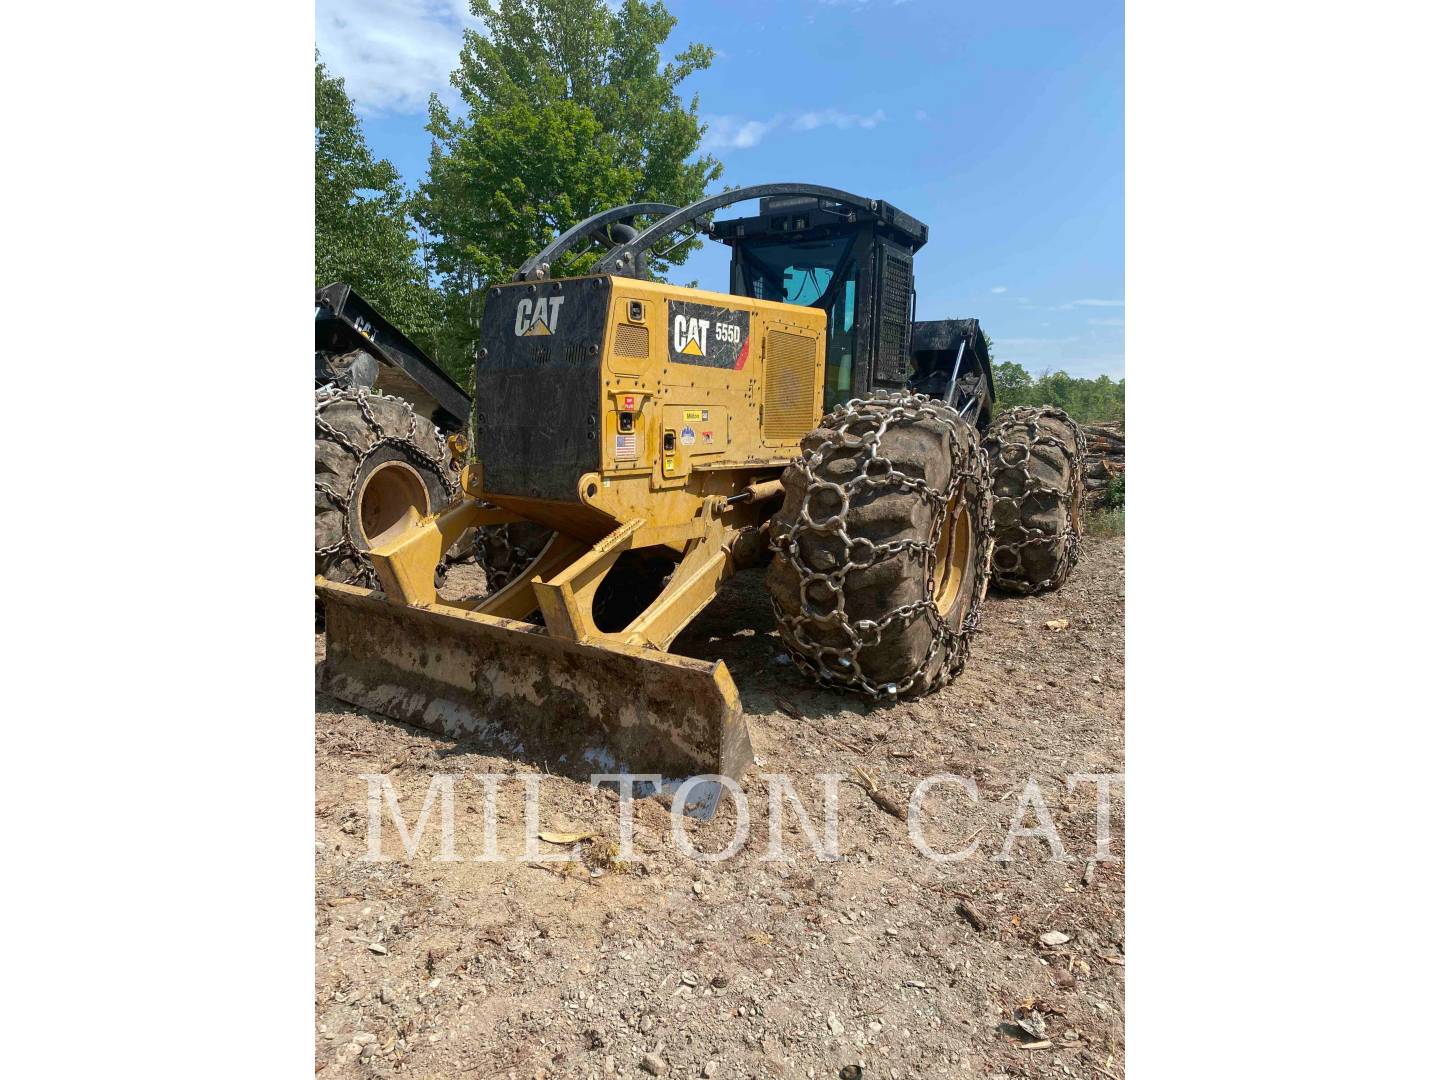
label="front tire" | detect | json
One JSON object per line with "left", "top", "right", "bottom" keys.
{"left": 983, "top": 406, "right": 1086, "bottom": 594}
{"left": 315, "top": 388, "right": 457, "bottom": 587}
{"left": 766, "top": 391, "right": 993, "bottom": 699}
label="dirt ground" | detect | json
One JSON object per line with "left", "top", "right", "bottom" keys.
{"left": 315, "top": 536, "right": 1125, "bottom": 1080}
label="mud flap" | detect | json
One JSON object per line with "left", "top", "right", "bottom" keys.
{"left": 316, "top": 580, "right": 753, "bottom": 820}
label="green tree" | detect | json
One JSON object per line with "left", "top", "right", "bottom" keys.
{"left": 992, "top": 358, "right": 1124, "bottom": 424}
{"left": 417, "top": 0, "right": 722, "bottom": 379}
{"left": 992, "top": 361, "right": 1034, "bottom": 403}
{"left": 315, "top": 56, "right": 439, "bottom": 339}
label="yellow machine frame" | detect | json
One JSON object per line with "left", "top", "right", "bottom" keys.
{"left": 317, "top": 276, "right": 829, "bottom": 795}
{"left": 364, "top": 276, "right": 825, "bottom": 647}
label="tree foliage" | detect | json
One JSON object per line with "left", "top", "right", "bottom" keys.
{"left": 1101, "top": 472, "right": 1125, "bottom": 510}
{"left": 992, "top": 360, "right": 1125, "bottom": 425}
{"left": 416, "top": 0, "right": 722, "bottom": 378}
{"left": 315, "top": 57, "right": 439, "bottom": 339}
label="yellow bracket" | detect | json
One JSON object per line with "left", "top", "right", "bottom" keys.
{"left": 523, "top": 497, "right": 734, "bottom": 650}
{"left": 368, "top": 492, "right": 738, "bottom": 656}
{"left": 469, "top": 532, "right": 590, "bottom": 621}
{"left": 367, "top": 498, "right": 520, "bottom": 607}
{"left": 623, "top": 496, "right": 732, "bottom": 650}
{"left": 530, "top": 519, "right": 644, "bottom": 643}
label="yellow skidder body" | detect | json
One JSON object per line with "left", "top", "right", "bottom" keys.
{"left": 317, "top": 275, "right": 827, "bottom": 808}
{"left": 474, "top": 275, "right": 826, "bottom": 553}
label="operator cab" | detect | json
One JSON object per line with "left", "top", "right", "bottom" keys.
{"left": 713, "top": 195, "right": 928, "bottom": 410}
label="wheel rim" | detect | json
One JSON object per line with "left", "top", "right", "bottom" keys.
{"left": 931, "top": 492, "right": 974, "bottom": 614}
{"left": 357, "top": 459, "right": 430, "bottom": 547}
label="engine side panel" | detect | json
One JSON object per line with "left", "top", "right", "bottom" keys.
{"left": 594, "top": 277, "right": 826, "bottom": 480}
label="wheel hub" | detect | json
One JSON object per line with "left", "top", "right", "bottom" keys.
{"left": 932, "top": 494, "right": 974, "bottom": 614}
{"left": 357, "top": 459, "right": 430, "bottom": 547}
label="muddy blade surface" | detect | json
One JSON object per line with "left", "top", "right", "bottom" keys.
{"left": 317, "top": 581, "right": 752, "bottom": 793}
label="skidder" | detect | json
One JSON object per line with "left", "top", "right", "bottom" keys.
{"left": 315, "top": 185, "right": 1086, "bottom": 814}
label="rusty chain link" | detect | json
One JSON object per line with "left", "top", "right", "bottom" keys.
{"left": 471, "top": 524, "right": 541, "bottom": 592}
{"left": 769, "top": 390, "right": 994, "bottom": 700}
{"left": 985, "top": 405, "right": 1087, "bottom": 594}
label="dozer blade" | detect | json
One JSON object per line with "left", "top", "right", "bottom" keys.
{"left": 317, "top": 580, "right": 753, "bottom": 819}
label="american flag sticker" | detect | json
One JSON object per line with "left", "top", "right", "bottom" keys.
{"left": 615, "top": 432, "right": 638, "bottom": 460}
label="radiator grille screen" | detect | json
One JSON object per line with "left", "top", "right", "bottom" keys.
{"left": 763, "top": 331, "right": 818, "bottom": 441}
{"left": 874, "top": 251, "right": 913, "bottom": 383}
{"left": 614, "top": 323, "right": 649, "bottom": 358}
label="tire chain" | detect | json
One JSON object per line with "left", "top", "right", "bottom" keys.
{"left": 470, "top": 524, "right": 538, "bottom": 592}
{"left": 314, "top": 385, "right": 460, "bottom": 588}
{"left": 986, "top": 405, "right": 1087, "bottom": 595}
{"left": 769, "top": 390, "right": 994, "bottom": 700}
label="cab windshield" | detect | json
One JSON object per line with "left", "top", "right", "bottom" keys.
{"left": 737, "top": 236, "right": 858, "bottom": 410}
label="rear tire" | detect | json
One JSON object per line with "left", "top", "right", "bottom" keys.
{"left": 315, "top": 388, "right": 457, "bottom": 587}
{"left": 983, "top": 406, "right": 1086, "bottom": 594}
{"left": 766, "top": 391, "right": 993, "bottom": 699}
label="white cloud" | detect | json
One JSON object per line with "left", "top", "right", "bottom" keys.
{"left": 1056, "top": 298, "right": 1124, "bottom": 310}
{"left": 701, "top": 108, "right": 887, "bottom": 151}
{"left": 793, "top": 108, "right": 885, "bottom": 132}
{"left": 1088, "top": 317, "right": 1125, "bottom": 327}
{"left": 699, "top": 116, "right": 780, "bottom": 151}
{"left": 995, "top": 336, "right": 1081, "bottom": 347}
{"left": 315, "top": 0, "right": 483, "bottom": 115}
{"left": 990, "top": 286, "right": 1007, "bottom": 294}
{"left": 818, "top": 0, "right": 916, "bottom": 8}
{"left": 1021, "top": 357, "right": 1126, "bottom": 379}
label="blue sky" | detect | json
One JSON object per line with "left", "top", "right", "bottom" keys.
{"left": 317, "top": 0, "right": 1124, "bottom": 379}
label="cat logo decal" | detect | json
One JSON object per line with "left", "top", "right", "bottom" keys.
{"left": 514, "top": 296, "right": 565, "bottom": 336}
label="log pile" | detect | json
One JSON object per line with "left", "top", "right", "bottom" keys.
{"left": 1080, "top": 421, "right": 1125, "bottom": 510}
